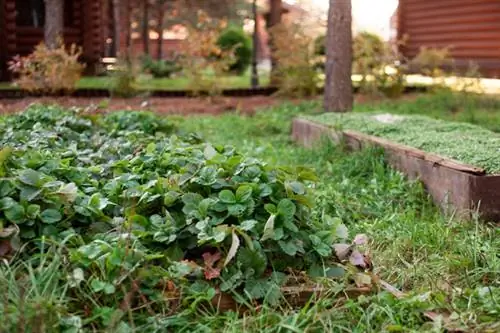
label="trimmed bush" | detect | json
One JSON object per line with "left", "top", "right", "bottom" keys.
{"left": 141, "top": 55, "right": 182, "bottom": 78}
{"left": 217, "top": 27, "right": 252, "bottom": 74}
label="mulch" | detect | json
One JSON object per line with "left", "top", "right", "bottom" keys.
{"left": 0, "top": 94, "right": 420, "bottom": 116}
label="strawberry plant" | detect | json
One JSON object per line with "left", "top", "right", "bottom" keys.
{"left": 0, "top": 105, "right": 368, "bottom": 327}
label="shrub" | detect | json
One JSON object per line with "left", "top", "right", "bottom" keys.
{"left": 8, "top": 41, "right": 85, "bottom": 94}
{"left": 141, "top": 55, "right": 182, "bottom": 78}
{"left": 270, "top": 23, "right": 319, "bottom": 97}
{"left": 109, "top": 59, "right": 139, "bottom": 97}
{"left": 353, "top": 32, "right": 387, "bottom": 84}
{"left": 217, "top": 27, "right": 252, "bottom": 74}
{"left": 180, "top": 11, "right": 236, "bottom": 96}
{"left": 411, "top": 46, "right": 452, "bottom": 78}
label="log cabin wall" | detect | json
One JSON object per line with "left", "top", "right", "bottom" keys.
{"left": 0, "top": 0, "right": 105, "bottom": 80}
{"left": 398, "top": 0, "right": 500, "bottom": 78}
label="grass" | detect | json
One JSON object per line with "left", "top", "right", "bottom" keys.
{"left": 305, "top": 112, "right": 500, "bottom": 173}
{"left": 1, "top": 93, "right": 499, "bottom": 332}
{"left": 0, "top": 72, "right": 271, "bottom": 91}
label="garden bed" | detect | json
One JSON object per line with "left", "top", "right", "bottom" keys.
{"left": 291, "top": 115, "right": 500, "bottom": 221}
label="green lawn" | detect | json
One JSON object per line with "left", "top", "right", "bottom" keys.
{"left": 0, "top": 73, "right": 271, "bottom": 91}
{"left": 0, "top": 93, "right": 498, "bottom": 332}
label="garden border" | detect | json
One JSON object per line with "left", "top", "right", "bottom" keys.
{"left": 0, "top": 85, "right": 428, "bottom": 99}
{"left": 291, "top": 118, "right": 500, "bottom": 221}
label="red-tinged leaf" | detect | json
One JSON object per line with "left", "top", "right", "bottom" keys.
{"left": 202, "top": 251, "right": 221, "bottom": 267}
{"left": 353, "top": 234, "right": 368, "bottom": 245}
{"left": 349, "top": 250, "right": 366, "bottom": 268}
{"left": 0, "top": 240, "right": 12, "bottom": 257}
{"left": 202, "top": 252, "right": 222, "bottom": 280}
{"left": 333, "top": 243, "right": 350, "bottom": 260}
{"left": 204, "top": 267, "right": 221, "bottom": 280}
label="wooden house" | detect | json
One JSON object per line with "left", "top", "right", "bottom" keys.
{"left": 395, "top": 0, "right": 500, "bottom": 77}
{"left": 0, "top": 0, "right": 106, "bottom": 80}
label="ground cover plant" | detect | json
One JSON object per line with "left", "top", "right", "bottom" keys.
{"left": 0, "top": 97, "right": 498, "bottom": 332}
{"left": 0, "top": 105, "right": 369, "bottom": 331}
{"left": 305, "top": 111, "right": 500, "bottom": 173}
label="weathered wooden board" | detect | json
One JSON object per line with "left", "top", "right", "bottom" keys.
{"left": 291, "top": 118, "right": 500, "bottom": 221}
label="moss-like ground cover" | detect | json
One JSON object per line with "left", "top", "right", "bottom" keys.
{"left": 306, "top": 112, "right": 500, "bottom": 173}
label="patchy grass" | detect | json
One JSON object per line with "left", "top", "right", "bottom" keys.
{"left": 0, "top": 95, "right": 499, "bottom": 332}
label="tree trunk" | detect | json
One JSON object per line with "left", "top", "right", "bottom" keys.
{"left": 324, "top": 0, "right": 353, "bottom": 112}
{"left": 251, "top": 0, "right": 259, "bottom": 88}
{"left": 268, "top": 0, "right": 281, "bottom": 85}
{"left": 112, "top": 0, "right": 121, "bottom": 57}
{"left": 44, "top": 0, "right": 64, "bottom": 49}
{"left": 142, "top": 0, "right": 150, "bottom": 55}
{"left": 157, "top": 5, "right": 165, "bottom": 60}
{"left": 124, "top": 0, "right": 132, "bottom": 60}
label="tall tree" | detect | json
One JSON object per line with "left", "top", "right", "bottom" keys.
{"left": 112, "top": 0, "right": 121, "bottom": 57}
{"left": 142, "top": 0, "right": 150, "bottom": 55}
{"left": 324, "top": 0, "right": 353, "bottom": 112}
{"left": 268, "top": 0, "right": 282, "bottom": 84}
{"left": 44, "top": 0, "right": 64, "bottom": 49}
{"left": 250, "top": 0, "right": 259, "bottom": 88}
{"left": 156, "top": 0, "right": 167, "bottom": 60}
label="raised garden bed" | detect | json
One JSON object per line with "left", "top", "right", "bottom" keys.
{"left": 291, "top": 114, "right": 500, "bottom": 221}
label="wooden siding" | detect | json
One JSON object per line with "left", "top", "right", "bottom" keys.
{"left": 0, "top": 0, "right": 105, "bottom": 80}
{"left": 398, "top": 0, "right": 500, "bottom": 77}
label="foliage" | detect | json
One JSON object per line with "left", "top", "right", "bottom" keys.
{"left": 313, "top": 34, "right": 326, "bottom": 56}
{"left": 0, "top": 99, "right": 499, "bottom": 331}
{"left": 0, "top": 104, "right": 368, "bottom": 330}
{"left": 411, "top": 46, "right": 452, "bottom": 78}
{"left": 8, "top": 41, "right": 85, "bottom": 94}
{"left": 141, "top": 55, "right": 182, "bottom": 78}
{"left": 352, "top": 32, "right": 407, "bottom": 97}
{"left": 217, "top": 27, "right": 252, "bottom": 75}
{"left": 306, "top": 111, "right": 500, "bottom": 173}
{"left": 109, "top": 59, "right": 139, "bottom": 97}
{"left": 270, "top": 23, "right": 319, "bottom": 97}
{"left": 179, "top": 11, "right": 236, "bottom": 96}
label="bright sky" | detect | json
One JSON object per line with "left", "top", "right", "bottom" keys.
{"left": 292, "top": 0, "right": 399, "bottom": 39}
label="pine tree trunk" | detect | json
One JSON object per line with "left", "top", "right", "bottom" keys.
{"left": 142, "top": 0, "right": 150, "bottom": 55}
{"left": 44, "top": 0, "right": 63, "bottom": 49}
{"left": 112, "top": 0, "right": 121, "bottom": 57}
{"left": 268, "top": 0, "right": 281, "bottom": 85}
{"left": 324, "top": 0, "right": 353, "bottom": 112}
{"left": 157, "top": 7, "right": 164, "bottom": 60}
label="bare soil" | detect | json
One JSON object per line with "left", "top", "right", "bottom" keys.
{"left": 0, "top": 94, "right": 420, "bottom": 116}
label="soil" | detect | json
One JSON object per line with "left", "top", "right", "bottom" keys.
{"left": 0, "top": 94, "right": 420, "bottom": 116}
{"left": 0, "top": 96, "right": 302, "bottom": 116}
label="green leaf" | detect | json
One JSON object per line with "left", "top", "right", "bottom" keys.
{"left": 164, "top": 191, "right": 181, "bottom": 206}
{"left": 40, "top": 209, "right": 62, "bottom": 224}
{"left": 326, "top": 266, "right": 345, "bottom": 278}
{"left": 336, "top": 224, "right": 349, "bottom": 239}
{"left": 236, "top": 185, "right": 252, "bottom": 202}
{"left": 277, "top": 199, "right": 296, "bottom": 223}
{"left": 57, "top": 183, "right": 78, "bottom": 202}
{"left": 278, "top": 240, "right": 298, "bottom": 256}
{"left": 240, "top": 219, "right": 258, "bottom": 231}
{"left": 129, "top": 214, "right": 148, "bottom": 227}
{"left": 5, "top": 204, "right": 25, "bottom": 223}
{"left": 223, "top": 230, "right": 240, "bottom": 267}
{"left": 0, "top": 197, "right": 16, "bottom": 210}
{"left": 19, "top": 169, "right": 43, "bottom": 187}
{"left": 261, "top": 214, "right": 276, "bottom": 241}
{"left": 20, "top": 186, "right": 42, "bottom": 202}
{"left": 218, "top": 190, "right": 236, "bottom": 204}
{"left": 264, "top": 203, "right": 277, "bottom": 214}
{"left": 204, "top": 144, "right": 217, "bottom": 160}
{"left": 287, "top": 181, "right": 306, "bottom": 195}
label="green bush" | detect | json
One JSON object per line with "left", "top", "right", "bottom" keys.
{"left": 313, "top": 35, "right": 326, "bottom": 56}
{"left": 217, "top": 27, "right": 252, "bottom": 74}
{"left": 141, "top": 55, "right": 182, "bottom": 78}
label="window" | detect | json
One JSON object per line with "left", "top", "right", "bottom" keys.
{"left": 16, "top": 0, "right": 45, "bottom": 27}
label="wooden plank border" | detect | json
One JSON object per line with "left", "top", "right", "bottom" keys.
{"left": 291, "top": 117, "right": 500, "bottom": 221}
